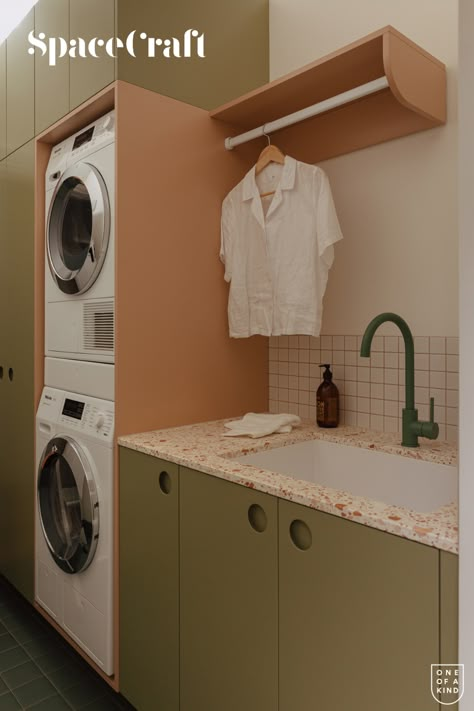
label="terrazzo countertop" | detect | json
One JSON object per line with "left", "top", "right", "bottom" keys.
{"left": 118, "top": 419, "right": 458, "bottom": 554}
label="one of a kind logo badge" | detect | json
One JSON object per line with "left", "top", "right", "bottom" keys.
{"left": 431, "top": 665, "right": 464, "bottom": 705}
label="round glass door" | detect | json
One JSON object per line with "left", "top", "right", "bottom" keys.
{"left": 38, "top": 436, "right": 99, "bottom": 574}
{"left": 47, "top": 162, "right": 110, "bottom": 295}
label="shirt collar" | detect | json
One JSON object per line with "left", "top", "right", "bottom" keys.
{"left": 242, "top": 155, "right": 297, "bottom": 202}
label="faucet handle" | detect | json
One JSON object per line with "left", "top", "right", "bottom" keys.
{"left": 418, "top": 397, "right": 439, "bottom": 441}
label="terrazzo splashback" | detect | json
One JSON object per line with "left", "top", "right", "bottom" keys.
{"left": 269, "top": 335, "right": 459, "bottom": 442}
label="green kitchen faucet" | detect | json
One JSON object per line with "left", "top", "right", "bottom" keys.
{"left": 360, "top": 312, "right": 439, "bottom": 448}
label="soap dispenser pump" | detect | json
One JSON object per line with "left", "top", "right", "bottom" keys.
{"left": 316, "top": 364, "right": 339, "bottom": 428}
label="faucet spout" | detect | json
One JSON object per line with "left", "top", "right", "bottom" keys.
{"left": 360, "top": 312, "right": 438, "bottom": 447}
{"left": 360, "top": 312, "right": 414, "bottom": 410}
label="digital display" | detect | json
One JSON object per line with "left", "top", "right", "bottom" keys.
{"left": 62, "top": 399, "right": 85, "bottom": 420}
{"left": 73, "top": 126, "right": 94, "bottom": 150}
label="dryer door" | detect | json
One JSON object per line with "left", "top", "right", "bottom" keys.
{"left": 47, "top": 162, "right": 110, "bottom": 295}
{"left": 37, "top": 436, "right": 99, "bottom": 574}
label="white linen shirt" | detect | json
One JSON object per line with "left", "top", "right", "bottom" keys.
{"left": 220, "top": 156, "right": 343, "bottom": 338}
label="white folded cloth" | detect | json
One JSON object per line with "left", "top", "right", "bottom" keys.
{"left": 223, "top": 413, "right": 302, "bottom": 438}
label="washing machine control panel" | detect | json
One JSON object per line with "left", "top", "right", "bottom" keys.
{"left": 68, "top": 110, "right": 115, "bottom": 162}
{"left": 38, "top": 387, "right": 114, "bottom": 444}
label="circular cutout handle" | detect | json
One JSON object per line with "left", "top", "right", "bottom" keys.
{"left": 248, "top": 504, "right": 267, "bottom": 533}
{"left": 0, "top": 366, "right": 3, "bottom": 380}
{"left": 290, "top": 519, "right": 312, "bottom": 551}
{"left": 159, "top": 471, "right": 172, "bottom": 495}
{"left": 8, "top": 368, "right": 13, "bottom": 382}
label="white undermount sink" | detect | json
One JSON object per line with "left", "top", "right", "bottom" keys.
{"left": 237, "top": 439, "right": 457, "bottom": 513}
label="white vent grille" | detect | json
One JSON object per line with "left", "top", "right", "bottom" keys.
{"left": 83, "top": 301, "right": 115, "bottom": 353}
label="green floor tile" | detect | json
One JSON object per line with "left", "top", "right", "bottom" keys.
{"left": 47, "top": 663, "right": 91, "bottom": 693}
{"left": 0, "top": 676, "right": 9, "bottom": 695}
{"left": 23, "top": 635, "right": 61, "bottom": 660}
{"left": 34, "top": 649, "right": 69, "bottom": 675}
{"left": 0, "top": 647, "right": 29, "bottom": 672}
{"left": 28, "top": 695, "right": 72, "bottom": 710}
{"left": 81, "top": 697, "right": 122, "bottom": 710}
{"left": 11, "top": 622, "right": 47, "bottom": 645}
{"left": 0, "top": 635, "right": 18, "bottom": 654}
{"left": 1, "top": 614, "right": 25, "bottom": 632}
{"left": 61, "top": 678, "right": 109, "bottom": 709}
{"left": 2, "top": 660, "right": 42, "bottom": 690}
{"left": 12, "top": 676, "right": 56, "bottom": 707}
{"left": 0, "top": 693, "right": 21, "bottom": 709}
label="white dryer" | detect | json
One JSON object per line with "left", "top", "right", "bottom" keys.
{"left": 45, "top": 111, "right": 115, "bottom": 364}
{"left": 35, "top": 387, "right": 114, "bottom": 675}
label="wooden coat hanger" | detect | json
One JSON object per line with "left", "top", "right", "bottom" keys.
{"left": 255, "top": 133, "right": 285, "bottom": 198}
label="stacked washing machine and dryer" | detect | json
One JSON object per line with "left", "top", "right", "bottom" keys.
{"left": 36, "top": 111, "right": 116, "bottom": 675}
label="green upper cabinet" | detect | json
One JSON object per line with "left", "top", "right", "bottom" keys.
{"left": 119, "top": 448, "right": 180, "bottom": 711}
{"left": 278, "top": 500, "right": 440, "bottom": 711}
{"left": 35, "top": 0, "right": 70, "bottom": 134}
{"left": 116, "top": 0, "right": 269, "bottom": 110}
{"left": 0, "top": 43, "right": 6, "bottom": 158}
{"left": 180, "top": 467, "right": 278, "bottom": 711}
{"left": 69, "top": 0, "right": 115, "bottom": 110}
{"left": 0, "top": 141, "right": 35, "bottom": 603}
{"left": 6, "top": 10, "right": 34, "bottom": 155}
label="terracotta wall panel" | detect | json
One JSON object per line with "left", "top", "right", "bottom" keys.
{"left": 115, "top": 80, "right": 268, "bottom": 437}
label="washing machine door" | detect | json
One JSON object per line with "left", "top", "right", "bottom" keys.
{"left": 37, "top": 436, "right": 99, "bottom": 574}
{"left": 46, "top": 162, "right": 110, "bottom": 295}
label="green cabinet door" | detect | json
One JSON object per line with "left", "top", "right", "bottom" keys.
{"left": 34, "top": 0, "right": 69, "bottom": 134}
{"left": 6, "top": 10, "right": 34, "bottom": 155}
{"left": 439, "top": 551, "right": 459, "bottom": 709}
{"left": 279, "top": 501, "right": 440, "bottom": 711}
{"left": 440, "top": 551, "right": 458, "bottom": 663}
{"left": 0, "top": 157, "right": 7, "bottom": 507}
{"left": 69, "top": 0, "right": 115, "bottom": 110}
{"left": 180, "top": 467, "right": 278, "bottom": 711}
{"left": 0, "top": 42, "right": 6, "bottom": 158}
{"left": 0, "top": 141, "right": 35, "bottom": 602}
{"left": 119, "top": 448, "right": 179, "bottom": 711}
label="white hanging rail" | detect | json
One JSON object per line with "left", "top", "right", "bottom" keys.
{"left": 224, "top": 76, "right": 390, "bottom": 151}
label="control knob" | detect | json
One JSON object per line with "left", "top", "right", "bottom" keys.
{"left": 102, "top": 114, "right": 114, "bottom": 132}
{"left": 95, "top": 413, "right": 106, "bottom": 430}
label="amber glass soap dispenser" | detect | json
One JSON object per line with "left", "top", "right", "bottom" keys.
{"left": 316, "top": 364, "right": 339, "bottom": 428}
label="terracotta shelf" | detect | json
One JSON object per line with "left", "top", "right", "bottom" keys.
{"left": 210, "top": 26, "right": 447, "bottom": 163}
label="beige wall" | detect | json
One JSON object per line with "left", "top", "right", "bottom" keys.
{"left": 269, "top": 0, "right": 458, "bottom": 336}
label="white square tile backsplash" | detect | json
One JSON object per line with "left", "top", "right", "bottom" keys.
{"left": 269, "top": 335, "right": 459, "bottom": 443}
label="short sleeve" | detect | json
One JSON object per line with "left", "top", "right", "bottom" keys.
{"left": 220, "top": 198, "right": 233, "bottom": 283}
{"left": 315, "top": 169, "right": 343, "bottom": 269}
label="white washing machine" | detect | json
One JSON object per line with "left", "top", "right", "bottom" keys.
{"left": 45, "top": 110, "right": 115, "bottom": 364}
{"left": 35, "top": 387, "right": 114, "bottom": 675}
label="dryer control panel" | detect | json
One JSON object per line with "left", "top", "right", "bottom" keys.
{"left": 45, "top": 110, "right": 115, "bottom": 190}
{"left": 38, "top": 387, "right": 115, "bottom": 445}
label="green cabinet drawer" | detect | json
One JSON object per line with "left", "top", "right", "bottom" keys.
{"left": 119, "top": 447, "right": 179, "bottom": 711}
{"left": 278, "top": 500, "right": 440, "bottom": 711}
{"left": 6, "top": 10, "right": 35, "bottom": 154}
{"left": 34, "top": 0, "right": 70, "bottom": 134}
{"left": 69, "top": 0, "right": 115, "bottom": 109}
{"left": 179, "top": 467, "right": 278, "bottom": 711}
